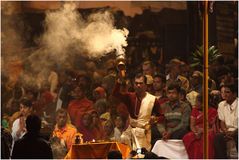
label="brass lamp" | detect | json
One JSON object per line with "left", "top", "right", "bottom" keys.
{"left": 116, "top": 54, "right": 126, "bottom": 78}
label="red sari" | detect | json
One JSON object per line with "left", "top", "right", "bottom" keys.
{"left": 182, "top": 107, "right": 217, "bottom": 159}
{"left": 78, "top": 125, "right": 98, "bottom": 142}
{"left": 78, "top": 114, "right": 102, "bottom": 143}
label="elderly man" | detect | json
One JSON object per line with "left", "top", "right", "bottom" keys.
{"left": 112, "top": 73, "right": 160, "bottom": 151}
{"left": 52, "top": 108, "right": 77, "bottom": 151}
{"left": 166, "top": 58, "right": 190, "bottom": 92}
{"left": 142, "top": 61, "right": 155, "bottom": 76}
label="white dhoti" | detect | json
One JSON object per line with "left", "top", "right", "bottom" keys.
{"left": 120, "top": 125, "right": 151, "bottom": 151}
{"left": 151, "top": 140, "right": 188, "bottom": 159}
{"left": 120, "top": 92, "right": 155, "bottom": 151}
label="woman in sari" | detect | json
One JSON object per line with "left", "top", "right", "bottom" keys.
{"left": 78, "top": 111, "right": 104, "bottom": 142}
{"left": 78, "top": 112, "right": 100, "bottom": 142}
{"left": 183, "top": 94, "right": 217, "bottom": 159}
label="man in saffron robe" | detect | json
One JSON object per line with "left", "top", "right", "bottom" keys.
{"left": 52, "top": 108, "right": 77, "bottom": 151}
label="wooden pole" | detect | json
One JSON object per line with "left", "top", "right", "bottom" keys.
{"left": 203, "top": 1, "right": 209, "bottom": 159}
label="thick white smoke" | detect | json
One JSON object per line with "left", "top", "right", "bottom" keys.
{"left": 1, "top": 2, "right": 129, "bottom": 89}
{"left": 82, "top": 11, "right": 129, "bottom": 57}
{"left": 41, "top": 2, "right": 129, "bottom": 60}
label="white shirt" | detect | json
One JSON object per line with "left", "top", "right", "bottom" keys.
{"left": 11, "top": 118, "right": 26, "bottom": 142}
{"left": 11, "top": 117, "right": 27, "bottom": 157}
{"left": 218, "top": 98, "right": 238, "bottom": 131}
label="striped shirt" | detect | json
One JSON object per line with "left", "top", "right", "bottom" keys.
{"left": 156, "top": 100, "right": 191, "bottom": 134}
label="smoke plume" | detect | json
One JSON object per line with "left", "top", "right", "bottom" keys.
{"left": 40, "top": 2, "right": 129, "bottom": 60}
{"left": 1, "top": 2, "right": 129, "bottom": 89}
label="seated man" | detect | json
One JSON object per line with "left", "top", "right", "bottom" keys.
{"left": 156, "top": 82, "right": 191, "bottom": 140}
{"left": 151, "top": 82, "right": 191, "bottom": 159}
{"left": 214, "top": 84, "right": 238, "bottom": 158}
{"left": 52, "top": 108, "right": 77, "bottom": 151}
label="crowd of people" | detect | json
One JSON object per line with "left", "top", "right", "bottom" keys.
{"left": 1, "top": 46, "right": 238, "bottom": 158}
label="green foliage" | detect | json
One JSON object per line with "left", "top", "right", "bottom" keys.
{"left": 190, "top": 45, "right": 222, "bottom": 69}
